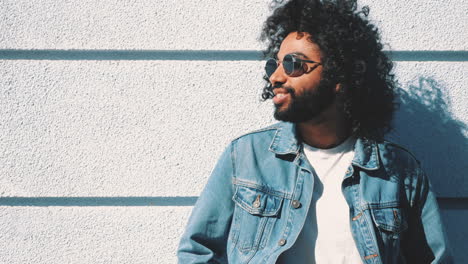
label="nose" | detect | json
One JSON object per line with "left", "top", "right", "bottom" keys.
{"left": 269, "top": 63, "right": 287, "bottom": 88}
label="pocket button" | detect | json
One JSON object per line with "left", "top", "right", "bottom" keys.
{"left": 252, "top": 194, "right": 261, "bottom": 208}
{"left": 292, "top": 200, "right": 301, "bottom": 209}
{"left": 278, "top": 238, "right": 287, "bottom": 246}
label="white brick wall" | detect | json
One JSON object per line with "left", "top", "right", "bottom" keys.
{"left": 1, "top": 0, "right": 467, "bottom": 263}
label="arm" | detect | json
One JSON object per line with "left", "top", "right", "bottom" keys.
{"left": 177, "top": 142, "right": 235, "bottom": 264}
{"left": 403, "top": 166, "right": 454, "bottom": 263}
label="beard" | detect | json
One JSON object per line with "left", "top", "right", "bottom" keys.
{"left": 273, "top": 80, "right": 336, "bottom": 123}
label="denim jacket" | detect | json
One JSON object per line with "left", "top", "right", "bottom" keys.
{"left": 177, "top": 122, "right": 453, "bottom": 264}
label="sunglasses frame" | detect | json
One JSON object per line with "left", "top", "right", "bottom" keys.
{"left": 265, "top": 54, "right": 321, "bottom": 78}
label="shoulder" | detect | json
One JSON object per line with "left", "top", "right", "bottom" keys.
{"left": 376, "top": 139, "right": 423, "bottom": 172}
{"left": 230, "top": 122, "right": 282, "bottom": 145}
{"left": 378, "top": 139, "right": 421, "bottom": 162}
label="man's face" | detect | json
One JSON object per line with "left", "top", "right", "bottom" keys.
{"left": 269, "top": 32, "right": 336, "bottom": 123}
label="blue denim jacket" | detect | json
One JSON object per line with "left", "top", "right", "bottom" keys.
{"left": 177, "top": 122, "right": 453, "bottom": 263}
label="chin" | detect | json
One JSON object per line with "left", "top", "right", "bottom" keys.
{"left": 274, "top": 107, "right": 318, "bottom": 123}
{"left": 274, "top": 109, "right": 296, "bottom": 122}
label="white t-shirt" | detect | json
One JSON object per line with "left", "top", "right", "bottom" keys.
{"left": 277, "top": 136, "right": 363, "bottom": 263}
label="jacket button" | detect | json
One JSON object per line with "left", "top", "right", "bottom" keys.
{"left": 292, "top": 200, "right": 301, "bottom": 209}
{"left": 278, "top": 238, "right": 287, "bottom": 246}
{"left": 253, "top": 195, "right": 261, "bottom": 208}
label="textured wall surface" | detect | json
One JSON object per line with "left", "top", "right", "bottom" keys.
{"left": 1, "top": 0, "right": 467, "bottom": 263}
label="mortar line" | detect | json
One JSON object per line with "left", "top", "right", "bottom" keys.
{"left": 0, "top": 196, "right": 199, "bottom": 207}
{"left": 0, "top": 50, "right": 466, "bottom": 61}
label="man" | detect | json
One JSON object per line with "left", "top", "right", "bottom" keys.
{"left": 177, "top": 0, "right": 453, "bottom": 263}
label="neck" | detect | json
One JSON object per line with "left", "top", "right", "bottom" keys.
{"left": 297, "top": 102, "right": 351, "bottom": 149}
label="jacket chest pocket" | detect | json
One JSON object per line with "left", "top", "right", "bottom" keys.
{"left": 370, "top": 207, "right": 408, "bottom": 237}
{"left": 369, "top": 207, "right": 408, "bottom": 262}
{"left": 230, "top": 185, "right": 284, "bottom": 253}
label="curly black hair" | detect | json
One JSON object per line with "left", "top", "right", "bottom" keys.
{"left": 260, "top": 0, "right": 398, "bottom": 141}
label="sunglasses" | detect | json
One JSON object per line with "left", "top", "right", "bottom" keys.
{"left": 265, "top": 54, "right": 321, "bottom": 78}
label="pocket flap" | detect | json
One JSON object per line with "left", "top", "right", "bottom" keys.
{"left": 232, "top": 185, "right": 283, "bottom": 217}
{"left": 370, "top": 207, "right": 408, "bottom": 233}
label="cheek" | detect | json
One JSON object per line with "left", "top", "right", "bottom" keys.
{"left": 291, "top": 74, "right": 321, "bottom": 93}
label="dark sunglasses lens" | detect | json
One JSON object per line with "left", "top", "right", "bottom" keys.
{"left": 283, "top": 54, "right": 295, "bottom": 75}
{"left": 265, "top": 59, "right": 278, "bottom": 77}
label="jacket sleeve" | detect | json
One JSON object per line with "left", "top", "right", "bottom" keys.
{"left": 177, "top": 142, "right": 235, "bottom": 264}
{"left": 403, "top": 165, "right": 454, "bottom": 263}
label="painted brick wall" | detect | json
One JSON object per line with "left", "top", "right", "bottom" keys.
{"left": 1, "top": 0, "right": 467, "bottom": 263}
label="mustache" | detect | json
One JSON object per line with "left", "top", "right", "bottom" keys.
{"left": 272, "top": 83, "right": 295, "bottom": 96}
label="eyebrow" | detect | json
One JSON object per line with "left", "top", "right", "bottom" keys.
{"left": 290, "top": 52, "right": 310, "bottom": 59}
{"left": 275, "top": 52, "right": 311, "bottom": 60}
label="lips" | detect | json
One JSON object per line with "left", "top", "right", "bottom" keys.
{"left": 273, "top": 88, "right": 290, "bottom": 105}
{"left": 273, "top": 87, "right": 288, "bottom": 96}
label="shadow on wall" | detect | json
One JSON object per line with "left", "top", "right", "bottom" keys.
{"left": 386, "top": 77, "right": 468, "bottom": 198}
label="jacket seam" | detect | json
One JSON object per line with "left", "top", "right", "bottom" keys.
{"left": 231, "top": 126, "right": 279, "bottom": 143}
{"left": 231, "top": 179, "right": 293, "bottom": 200}
{"left": 381, "top": 139, "right": 422, "bottom": 165}
{"left": 364, "top": 201, "right": 403, "bottom": 209}
{"left": 231, "top": 140, "right": 237, "bottom": 180}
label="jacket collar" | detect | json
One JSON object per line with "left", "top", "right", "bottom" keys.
{"left": 352, "top": 137, "right": 380, "bottom": 170}
{"left": 268, "top": 122, "right": 380, "bottom": 170}
{"left": 268, "top": 122, "right": 301, "bottom": 155}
